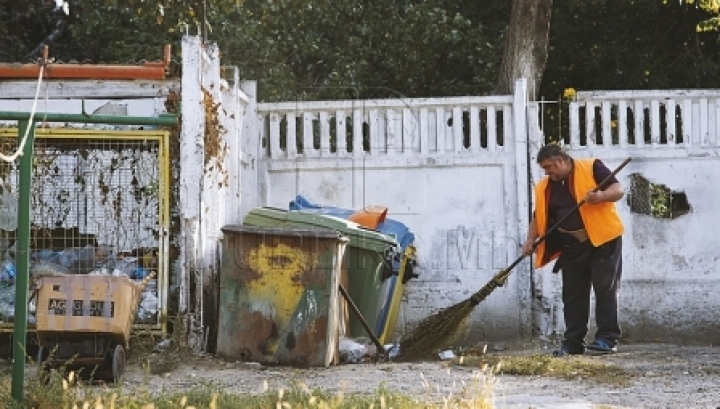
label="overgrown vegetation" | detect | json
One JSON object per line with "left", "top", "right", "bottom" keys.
{"left": 0, "top": 343, "right": 640, "bottom": 409}
{"left": 0, "top": 366, "right": 494, "bottom": 409}
{"left": 627, "top": 173, "right": 691, "bottom": 219}
{"left": 2, "top": 1, "right": 720, "bottom": 102}
{"left": 456, "top": 354, "right": 633, "bottom": 387}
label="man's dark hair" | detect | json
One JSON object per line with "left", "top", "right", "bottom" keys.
{"left": 536, "top": 144, "right": 572, "bottom": 163}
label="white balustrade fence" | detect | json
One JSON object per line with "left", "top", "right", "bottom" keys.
{"left": 257, "top": 96, "right": 517, "bottom": 158}
{"left": 567, "top": 90, "right": 720, "bottom": 149}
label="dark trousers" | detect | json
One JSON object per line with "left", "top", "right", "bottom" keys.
{"left": 559, "top": 236, "right": 622, "bottom": 353}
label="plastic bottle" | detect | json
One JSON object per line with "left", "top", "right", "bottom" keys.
{"left": 134, "top": 267, "right": 148, "bottom": 280}
{"left": 1, "top": 259, "right": 15, "bottom": 281}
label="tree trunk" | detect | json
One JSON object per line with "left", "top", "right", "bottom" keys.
{"left": 496, "top": 0, "right": 553, "bottom": 98}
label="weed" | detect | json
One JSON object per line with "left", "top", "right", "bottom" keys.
{"left": 456, "top": 354, "right": 632, "bottom": 387}
{"left": 0, "top": 367, "right": 497, "bottom": 409}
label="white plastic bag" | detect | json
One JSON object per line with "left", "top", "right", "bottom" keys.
{"left": 339, "top": 337, "right": 367, "bottom": 364}
{"left": 0, "top": 181, "right": 17, "bottom": 231}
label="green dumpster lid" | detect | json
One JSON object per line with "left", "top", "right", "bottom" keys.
{"left": 242, "top": 207, "right": 399, "bottom": 253}
{"left": 221, "top": 224, "right": 344, "bottom": 239}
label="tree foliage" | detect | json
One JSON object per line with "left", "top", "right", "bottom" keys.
{"left": 1, "top": 0, "right": 720, "bottom": 103}
{"left": 0, "top": 0, "right": 507, "bottom": 102}
{"left": 210, "top": 0, "right": 506, "bottom": 101}
{"left": 541, "top": 0, "right": 720, "bottom": 99}
{"left": 672, "top": 0, "right": 720, "bottom": 31}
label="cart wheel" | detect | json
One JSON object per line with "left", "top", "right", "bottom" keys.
{"left": 111, "top": 345, "right": 126, "bottom": 382}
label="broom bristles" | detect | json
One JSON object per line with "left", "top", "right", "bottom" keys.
{"left": 397, "top": 277, "right": 503, "bottom": 360}
{"left": 397, "top": 299, "right": 475, "bottom": 360}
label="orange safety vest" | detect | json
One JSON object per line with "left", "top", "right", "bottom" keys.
{"left": 533, "top": 158, "right": 624, "bottom": 268}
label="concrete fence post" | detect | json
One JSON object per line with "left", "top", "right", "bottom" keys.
{"left": 513, "top": 78, "right": 533, "bottom": 337}
{"left": 180, "top": 35, "right": 206, "bottom": 350}
{"left": 239, "top": 81, "right": 260, "bottom": 217}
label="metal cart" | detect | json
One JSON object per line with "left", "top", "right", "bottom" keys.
{"left": 34, "top": 272, "right": 154, "bottom": 382}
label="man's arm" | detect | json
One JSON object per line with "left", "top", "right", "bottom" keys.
{"left": 586, "top": 182, "right": 624, "bottom": 204}
{"left": 587, "top": 159, "right": 625, "bottom": 204}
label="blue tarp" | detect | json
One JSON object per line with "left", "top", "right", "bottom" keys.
{"left": 288, "top": 195, "right": 415, "bottom": 251}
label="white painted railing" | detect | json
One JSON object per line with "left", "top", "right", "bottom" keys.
{"left": 568, "top": 90, "right": 720, "bottom": 148}
{"left": 257, "top": 96, "right": 516, "bottom": 158}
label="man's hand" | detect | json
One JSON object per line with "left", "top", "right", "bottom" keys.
{"left": 521, "top": 239, "right": 536, "bottom": 256}
{"left": 522, "top": 217, "right": 539, "bottom": 256}
{"left": 585, "top": 182, "right": 624, "bottom": 204}
{"left": 585, "top": 190, "right": 605, "bottom": 204}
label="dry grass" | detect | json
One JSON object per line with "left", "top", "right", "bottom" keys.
{"left": 0, "top": 313, "right": 500, "bottom": 409}
{"left": 129, "top": 316, "right": 196, "bottom": 375}
{"left": 455, "top": 353, "right": 633, "bottom": 387}
{"left": 0, "top": 368, "right": 497, "bottom": 409}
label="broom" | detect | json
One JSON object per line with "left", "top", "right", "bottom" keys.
{"left": 397, "top": 157, "right": 632, "bottom": 360}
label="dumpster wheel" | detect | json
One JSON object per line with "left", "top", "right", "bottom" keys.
{"left": 111, "top": 345, "right": 126, "bottom": 382}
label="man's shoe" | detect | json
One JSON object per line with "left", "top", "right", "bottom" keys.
{"left": 585, "top": 339, "right": 617, "bottom": 354}
{"left": 552, "top": 346, "right": 583, "bottom": 357}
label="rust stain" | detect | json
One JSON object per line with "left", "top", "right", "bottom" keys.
{"left": 298, "top": 242, "right": 334, "bottom": 286}
{"left": 235, "top": 310, "right": 277, "bottom": 359}
{"left": 224, "top": 235, "right": 261, "bottom": 281}
{"left": 290, "top": 315, "right": 328, "bottom": 359}
{"left": 0, "top": 45, "right": 172, "bottom": 80}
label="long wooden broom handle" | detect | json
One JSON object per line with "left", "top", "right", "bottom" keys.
{"left": 338, "top": 283, "right": 387, "bottom": 357}
{"left": 499, "top": 157, "right": 632, "bottom": 280}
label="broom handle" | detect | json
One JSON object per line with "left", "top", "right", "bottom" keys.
{"left": 338, "top": 283, "right": 387, "bottom": 356}
{"left": 497, "top": 157, "right": 632, "bottom": 282}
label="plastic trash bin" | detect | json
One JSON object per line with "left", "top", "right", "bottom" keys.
{"left": 287, "top": 195, "right": 419, "bottom": 344}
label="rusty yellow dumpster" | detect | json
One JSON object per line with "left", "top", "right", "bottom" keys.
{"left": 216, "top": 225, "right": 348, "bottom": 367}
{"left": 242, "top": 207, "right": 401, "bottom": 341}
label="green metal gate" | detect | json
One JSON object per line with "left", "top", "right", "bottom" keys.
{"left": 0, "top": 128, "right": 171, "bottom": 334}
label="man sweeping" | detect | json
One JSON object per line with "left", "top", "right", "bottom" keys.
{"left": 522, "top": 144, "right": 625, "bottom": 357}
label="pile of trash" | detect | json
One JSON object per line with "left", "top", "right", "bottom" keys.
{"left": 0, "top": 243, "right": 159, "bottom": 323}
{"left": 338, "top": 336, "right": 400, "bottom": 364}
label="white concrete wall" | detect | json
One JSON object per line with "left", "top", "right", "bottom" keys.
{"left": 250, "top": 86, "right": 720, "bottom": 346}
{"left": 532, "top": 90, "right": 720, "bottom": 344}
{"left": 247, "top": 81, "right": 534, "bottom": 344}
{"left": 0, "top": 80, "right": 175, "bottom": 126}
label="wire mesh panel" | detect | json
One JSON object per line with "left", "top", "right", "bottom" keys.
{"left": 0, "top": 128, "right": 170, "bottom": 333}
{"left": 627, "top": 173, "right": 652, "bottom": 215}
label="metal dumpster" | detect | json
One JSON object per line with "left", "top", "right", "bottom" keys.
{"left": 216, "top": 225, "right": 347, "bottom": 367}
{"left": 242, "top": 207, "right": 401, "bottom": 341}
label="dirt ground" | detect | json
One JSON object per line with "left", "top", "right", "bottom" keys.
{"left": 110, "top": 341, "right": 720, "bottom": 409}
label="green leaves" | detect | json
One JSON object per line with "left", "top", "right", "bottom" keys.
{"left": 3, "top": 0, "right": 719, "bottom": 106}
{"left": 541, "top": 0, "right": 720, "bottom": 98}
{"left": 205, "top": 0, "right": 504, "bottom": 101}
